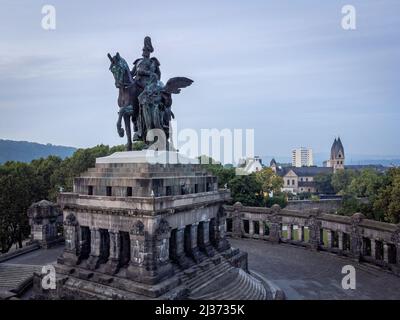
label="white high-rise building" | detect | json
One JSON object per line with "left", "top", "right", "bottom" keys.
{"left": 292, "top": 147, "right": 314, "bottom": 167}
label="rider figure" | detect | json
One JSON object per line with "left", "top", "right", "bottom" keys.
{"left": 131, "top": 36, "right": 161, "bottom": 88}
{"left": 130, "top": 36, "right": 161, "bottom": 141}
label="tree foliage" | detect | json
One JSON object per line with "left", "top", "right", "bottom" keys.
{"left": 314, "top": 173, "right": 334, "bottom": 194}
{"left": 373, "top": 168, "right": 400, "bottom": 223}
{"left": 331, "top": 170, "right": 358, "bottom": 194}
{"left": 228, "top": 174, "right": 265, "bottom": 207}
{"left": 255, "top": 167, "right": 283, "bottom": 195}
{"left": 0, "top": 162, "right": 39, "bottom": 252}
{"left": 0, "top": 144, "right": 129, "bottom": 253}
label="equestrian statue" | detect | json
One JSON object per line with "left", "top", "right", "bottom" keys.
{"left": 108, "top": 36, "right": 193, "bottom": 151}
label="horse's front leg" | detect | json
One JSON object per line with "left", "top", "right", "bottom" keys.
{"left": 116, "top": 109, "right": 124, "bottom": 137}
{"left": 123, "top": 114, "right": 132, "bottom": 151}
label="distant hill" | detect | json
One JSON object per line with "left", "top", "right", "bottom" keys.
{"left": 0, "top": 139, "right": 76, "bottom": 164}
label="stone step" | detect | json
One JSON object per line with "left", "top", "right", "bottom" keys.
{"left": 0, "top": 264, "right": 40, "bottom": 294}
{"left": 183, "top": 260, "right": 233, "bottom": 291}
{"left": 180, "top": 258, "right": 227, "bottom": 284}
{"left": 194, "top": 270, "right": 246, "bottom": 300}
{"left": 215, "top": 270, "right": 251, "bottom": 300}
{"left": 187, "top": 264, "right": 231, "bottom": 291}
{"left": 193, "top": 269, "right": 267, "bottom": 300}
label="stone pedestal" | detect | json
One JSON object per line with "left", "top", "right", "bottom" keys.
{"left": 47, "top": 151, "right": 250, "bottom": 299}
{"left": 28, "top": 200, "right": 63, "bottom": 248}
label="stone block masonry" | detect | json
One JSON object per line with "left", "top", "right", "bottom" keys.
{"left": 34, "top": 151, "right": 269, "bottom": 300}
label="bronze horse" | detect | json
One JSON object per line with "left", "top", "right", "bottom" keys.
{"left": 108, "top": 52, "right": 193, "bottom": 151}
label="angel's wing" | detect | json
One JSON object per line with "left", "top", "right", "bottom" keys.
{"left": 163, "top": 77, "right": 193, "bottom": 94}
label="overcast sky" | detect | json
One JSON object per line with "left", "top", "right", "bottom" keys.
{"left": 0, "top": 0, "right": 399, "bottom": 160}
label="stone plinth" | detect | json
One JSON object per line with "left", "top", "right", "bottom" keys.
{"left": 28, "top": 200, "right": 63, "bottom": 248}
{"left": 37, "top": 151, "right": 267, "bottom": 300}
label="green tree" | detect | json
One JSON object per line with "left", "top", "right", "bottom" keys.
{"left": 331, "top": 169, "right": 358, "bottom": 194}
{"left": 0, "top": 162, "right": 39, "bottom": 252}
{"left": 347, "top": 169, "right": 384, "bottom": 198}
{"left": 265, "top": 193, "right": 287, "bottom": 208}
{"left": 314, "top": 173, "right": 334, "bottom": 194}
{"left": 30, "top": 156, "right": 63, "bottom": 201}
{"left": 229, "top": 174, "right": 264, "bottom": 207}
{"left": 255, "top": 167, "right": 283, "bottom": 196}
{"left": 374, "top": 168, "right": 400, "bottom": 223}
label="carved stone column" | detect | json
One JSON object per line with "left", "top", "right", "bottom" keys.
{"left": 198, "top": 220, "right": 215, "bottom": 257}
{"left": 269, "top": 205, "right": 282, "bottom": 243}
{"left": 338, "top": 232, "right": 344, "bottom": 251}
{"left": 287, "top": 224, "right": 292, "bottom": 241}
{"left": 170, "top": 227, "right": 191, "bottom": 268}
{"left": 127, "top": 220, "right": 146, "bottom": 281}
{"left": 326, "top": 230, "right": 333, "bottom": 248}
{"left": 259, "top": 221, "right": 264, "bottom": 237}
{"left": 350, "top": 213, "right": 365, "bottom": 261}
{"left": 105, "top": 230, "right": 120, "bottom": 275}
{"left": 298, "top": 226, "right": 304, "bottom": 242}
{"left": 249, "top": 220, "right": 254, "bottom": 236}
{"left": 213, "top": 212, "right": 230, "bottom": 252}
{"left": 186, "top": 222, "right": 202, "bottom": 262}
{"left": 383, "top": 243, "right": 389, "bottom": 264}
{"left": 391, "top": 228, "right": 400, "bottom": 267}
{"left": 127, "top": 219, "right": 173, "bottom": 285}
{"left": 232, "top": 203, "right": 243, "bottom": 238}
{"left": 62, "top": 213, "right": 79, "bottom": 266}
{"left": 370, "top": 239, "right": 376, "bottom": 260}
{"left": 86, "top": 227, "right": 101, "bottom": 270}
{"left": 307, "top": 212, "right": 321, "bottom": 251}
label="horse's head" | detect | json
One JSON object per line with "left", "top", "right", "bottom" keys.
{"left": 107, "top": 52, "right": 133, "bottom": 89}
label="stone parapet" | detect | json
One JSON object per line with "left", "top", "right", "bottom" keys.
{"left": 225, "top": 203, "right": 400, "bottom": 276}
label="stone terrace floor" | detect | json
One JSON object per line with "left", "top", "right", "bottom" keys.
{"left": 0, "top": 245, "right": 63, "bottom": 299}
{"left": 3, "top": 241, "right": 400, "bottom": 299}
{"left": 230, "top": 238, "right": 400, "bottom": 300}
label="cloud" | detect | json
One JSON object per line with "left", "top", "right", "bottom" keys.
{"left": 0, "top": 0, "right": 399, "bottom": 157}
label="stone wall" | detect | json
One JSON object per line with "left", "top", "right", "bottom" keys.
{"left": 285, "top": 199, "right": 342, "bottom": 213}
{"left": 224, "top": 202, "right": 400, "bottom": 276}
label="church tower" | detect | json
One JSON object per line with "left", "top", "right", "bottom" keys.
{"left": 328, "top": 137, "right": 345, "bottom": 171}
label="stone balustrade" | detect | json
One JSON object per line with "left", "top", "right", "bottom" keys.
{"left": 224, "top": 202, "right": 400, "bottom": 276}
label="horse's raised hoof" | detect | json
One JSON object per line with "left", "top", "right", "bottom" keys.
{"left": 117, "top": 128, "right": 125, "bottom": 138}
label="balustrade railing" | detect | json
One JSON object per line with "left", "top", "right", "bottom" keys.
{"left": 224, "top": 202, "right": 400, "bottom": 276}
